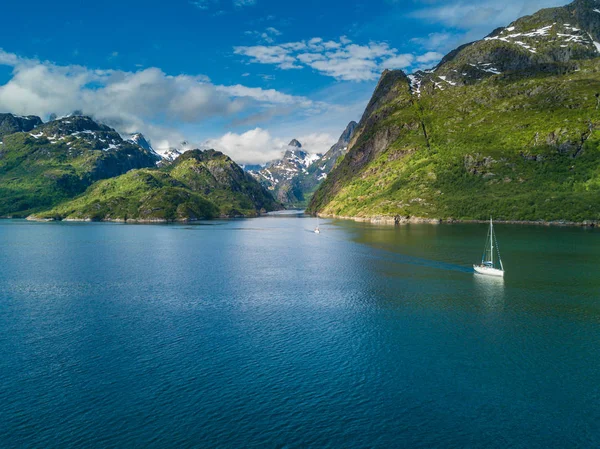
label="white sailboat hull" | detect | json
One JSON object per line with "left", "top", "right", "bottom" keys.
{"left": 473, "top": 265, "right": 504, "bottom": 277}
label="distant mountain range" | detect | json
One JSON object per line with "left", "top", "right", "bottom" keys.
{"left": 248, "top": 122, "right": 357, "bottom": 206}
{"left": 0, "top": 109, "right": 359, "bottom": 220}
{"left": 0, "top": 114, "right": 281, "bottom": 221}
{"left": 309, "top": 0, "right": 600, "bottom": 224}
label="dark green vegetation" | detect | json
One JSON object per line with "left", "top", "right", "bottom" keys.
{"left": 32, "top": 150, "right": 281, "bottom": 222}
{"left": 0, "top": 115, "right": 159, "bottom": 217}
{"left": 309, "top": 0, "right": 600, "bottom": 222}
{"left": 0, "top": 114, "right": 280, "bottom": 221}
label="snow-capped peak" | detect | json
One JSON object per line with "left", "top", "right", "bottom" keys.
{"left": 127, "top": 133, "right": 155, "bottom": 152}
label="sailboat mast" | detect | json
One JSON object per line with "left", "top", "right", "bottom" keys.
{"left": 490, "top": 217, "right": 494, "bottom": 266}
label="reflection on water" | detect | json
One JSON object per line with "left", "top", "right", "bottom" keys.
{"left": 473, "top": 273, "right": 505, "bottom": 311}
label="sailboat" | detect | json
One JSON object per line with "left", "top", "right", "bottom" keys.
{"left": 314, "top": 215, "right": 320, "bottom": 234}
{"left": 474, "top": 217, "right": 504, "bottom": 277}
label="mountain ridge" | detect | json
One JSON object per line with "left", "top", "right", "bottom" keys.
{"left": 0, "top": 114, "right": 281, "bottom": 220}
{"left": 249, "top": 123, "right": 358, "bottom": 206}
{"left": 308, "top": 0, "right": 600, "bottom": 223}
{"left": 0, "top": 115, "right": 160, "bottom": 217}
{"left": 30, "top": 148, "right": 282, "bottom": 222}
{"left": 248, "top": 139, "right": 322, "bottom": 204}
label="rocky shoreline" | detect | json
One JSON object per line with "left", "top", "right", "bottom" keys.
{"left": 315, "top": 214, "right": 599, "bottom": 228}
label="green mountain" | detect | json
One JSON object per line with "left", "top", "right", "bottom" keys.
{"left": 31, "top": 149, "right": 282, "bottom": 222}
{"left": 308, "top": 0, "right": 600, "bottom": 223}
{"left": 0, "top": 115, "right": 160, "bottom": 217}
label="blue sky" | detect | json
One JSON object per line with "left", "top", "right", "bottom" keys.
{"left": 0, "top": 0, "right": 569, "bottom": 163}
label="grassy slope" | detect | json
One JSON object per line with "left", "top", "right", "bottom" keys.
{"left": 33, "top": 150, "right": 281, "bottom": 221}
{"left": 0, "top": 129, "right": 159, "bottom": 217}
{"left": 35, "top": 170, "right": 219, "bottom": 221}
{"left": 0, "top": 133, "right": 107, "bottom": 217}
{"left": 310, "top": 60, "right": 600, "bottom": 222}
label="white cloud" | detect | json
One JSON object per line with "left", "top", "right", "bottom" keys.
{"left": 0, "top": 48, "right": 329, "bottom": 158}
{"left": 190, "top": 0, "right": 256, "bottom": 12}
{"left": 265, "top": 27, "right": 280, "bottom": 36}
{"left": 234, "top": 45, "right": 302, "bottom": 69}
{"left": 233, "top": 0, "right": 256, "bottom": 7}
{"left": 410, "top": 32, "right": 455, "bottom": 51}
{"left": 297, "top": 132, "right": 336, "bottom": 155}
{"left": 416, "top": 51, "right": 444, "bottom": 64}
{"left": 216, "top": 84, "right": 317, "bottom": 109}
{"left": 245, "top": 26, "right": 282, "bottom": 44}
{"left": 205, "top": 128, "right": 335, "bottom": 165}
{"left": 409, "top": 0, "right": 568, "bottom": 29}
{"left": 190, "top": 0, "right": 218, "bottom": 10}
{"left": 235, "top": 37, "right": 433, "bottom": 81}
{"left": 381, "top": 54, "right": 415, "bottom": 70}
{"left": 206, "top": 128, "right": 288, "bottom": 164}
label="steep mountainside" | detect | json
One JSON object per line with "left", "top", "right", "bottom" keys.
{"left": 296, "top": 121, "right": 357, "bottom": 200}
{"left": 0, "top": 115, "right": 160, "bottom": 217}
{"left": 0, "top": 113, "right": 42, "bottom": 139}
{"left": 32, "top": 149, "right": 282, "bottom": 222}
{"left": 127, "top": 133, "right": 156, "bottom": 153}
{"left": 309, "top": 0, "right": 600, "bottom": 223}
{"left": 249, "top": 139, "right": 321, "bottom": 204}
{"left": 249, "top": 123, "right": 357, "bottom": 206}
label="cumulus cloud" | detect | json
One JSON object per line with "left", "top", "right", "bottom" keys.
{"left": 235, "top": 44, "right": 302, "bottom": 70}
{"left": 205, "top": 128, "right": 335, "bottom": 165}
{"left": 297, "top": 132, "right": 337, "bottom": 155}
{"left": 0, "top": 48, "right": 328, "bottom": 156}
{"left": 235, "top": 37, "right": 432, "bottom": 81}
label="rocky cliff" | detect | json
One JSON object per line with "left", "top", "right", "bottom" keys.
{"left": 249, "top": 139, "right": 321, "bottom": 204}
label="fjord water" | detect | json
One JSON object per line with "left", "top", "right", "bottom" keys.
{"left": 1, "top": 216, "right": 599, "bottom": 448}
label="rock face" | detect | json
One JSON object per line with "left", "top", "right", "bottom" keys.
{"left": 297, "top": 121, "right": 358, "bottom": 195}
{"left": 128, "top": 133, "right": 155, "bottom": 153}
{"left": 249, "top": 124, "right": 358, "bottom": 206}
{"left": 31, "top": 149, "right": 282, "bottom": 222}
{"left": 309, "top": 0, "right": 600, "bottom": 222}
{"left": 408, "top": 0, "right": 600, "bottom": 93}
{"left": 0, "top": 116, "right": 160, "bottom": 217}
{"left": 0, "top": 113, "right": 42, "bottom": 139}
{"left": 249, "top": 139, "right": 322, "bottom": 204}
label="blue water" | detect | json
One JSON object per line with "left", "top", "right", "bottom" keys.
{"left": 1, "top": 216, "right": 599, "bottom": 448}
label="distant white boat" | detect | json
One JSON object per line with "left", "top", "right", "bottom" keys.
{"left": 474, "top": 217, "right": 504, "bottom": 277}
{"left": 314, "top": 215, "right": 320, "bottom": 234}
